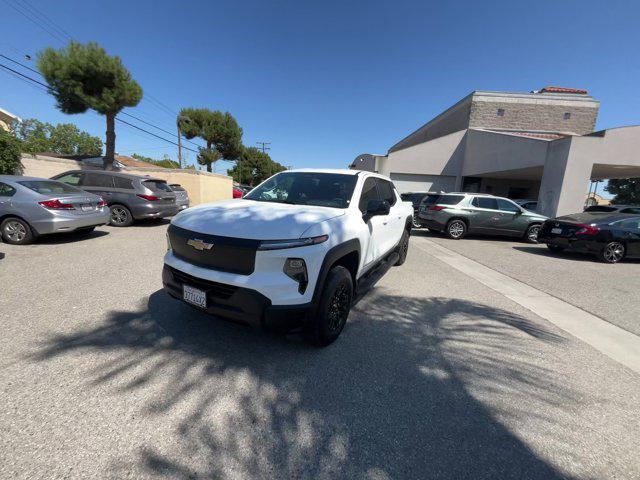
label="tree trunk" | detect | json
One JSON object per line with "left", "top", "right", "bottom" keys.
{"left": 206, "top": 140, "right": 212, "bottom": 172}
{"left": 104, "top": 112, "right": 116, "bottom": 170}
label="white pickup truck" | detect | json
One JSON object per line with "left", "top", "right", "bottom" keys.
{"left": 163, "top": 169, "right": 414, "bottom": 345}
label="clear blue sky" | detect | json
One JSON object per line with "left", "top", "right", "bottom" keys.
{"left": 2, "top": 0, "right": 640, "bottom": 187}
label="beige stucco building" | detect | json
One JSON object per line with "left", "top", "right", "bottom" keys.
{"left": 351, "top": 87, "right": 640, "bottom": 217}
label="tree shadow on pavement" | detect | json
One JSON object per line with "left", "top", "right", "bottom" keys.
{"left": 34, "top": 288, "right": 585, "bottom": 479}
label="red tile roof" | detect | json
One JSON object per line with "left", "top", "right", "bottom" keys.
{"left": 540, "top": 86, "right": 588, "bottom": 94}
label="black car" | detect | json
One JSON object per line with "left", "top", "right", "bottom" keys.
{"left": 583, "top": 204, "right": 640, "bottom": 214}
{"left": 401, "top": 192, "right": 437, "bottom": 228}
{"left": 538, "top": 213, "right": 640, "bottom": 263}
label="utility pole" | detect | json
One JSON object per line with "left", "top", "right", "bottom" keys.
{"left": 177, "top": 125, "right": 183, "bottom": 169}
{"left": 256, "top": 141, "right": 271, "bottom": 153}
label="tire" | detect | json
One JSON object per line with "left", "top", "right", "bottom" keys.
{"left": 598, "top": 241, "right": 625, "bottom": 264}
{"left": 307, "top": 266, "right": 353, "bottom": 347}
{"left": 395, "top": 229, "right": 410, "bottom": 266}
{"left": 524, "top": 224, "right": 541, "bottom": 244}
{"left": 445, "top": 219, "right": 467, "bottom": 240}
{"left": 109, "top": 204, "right": 133, "bottom": 227}
{"left": 411, "top": 217, "right": 421, "bottom": 229}
{"left": 1, "top": 217, "right": 34, "bottom": 245}
{"left": 547, "top": 244, "right": 565, "bottom": 253}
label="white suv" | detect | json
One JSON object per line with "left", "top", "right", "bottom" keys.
{"left": 163, "top": 169, "right": 413, "bottom": 345}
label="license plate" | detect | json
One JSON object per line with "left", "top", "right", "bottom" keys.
{"left": 81, "top": 204, "right": 93, "bottom": 211}
{"left": 551, "top": 228, "right": 562, "bottom": 234}
{"left": 183, "top": 284, "right": 207, "bottom": 308}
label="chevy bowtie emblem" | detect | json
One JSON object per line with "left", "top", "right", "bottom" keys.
{"left": 187, "top": 238, "right": 214, "bottom": 251}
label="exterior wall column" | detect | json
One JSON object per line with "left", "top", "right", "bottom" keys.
{"left": 538, "top": 137, "right": 592, "bottom": 217}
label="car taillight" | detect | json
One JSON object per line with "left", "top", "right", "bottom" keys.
{"left": 429, "top": 205, "right": 445, "bottom": 211}
{"left": 137, "top": 194, "right": 159, "bottom": 201}
{"left": 97, "top": 199, "right": 107, "bottom": 208}
{"left": 38, "top": 199, "right": 75, "bottom": 210}
{"left": 575, "top": 224, "right": 600, "bottom": 235}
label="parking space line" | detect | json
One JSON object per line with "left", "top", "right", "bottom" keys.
{"left": 413, "top": 237, "right": 640, "bottom": 374}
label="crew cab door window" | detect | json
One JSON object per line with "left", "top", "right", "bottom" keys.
{"left": 359, "top": 178, "right": 380, "bottom": 213}
{"left": 377, "top": 179, "right": 397, "bottom": 206}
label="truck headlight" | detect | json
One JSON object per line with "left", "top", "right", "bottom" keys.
{"left": 283, "top": 258, "right": 308, "bottom": 294}
{"left": 258, "top": 235, "right": 328, "bottom": 251}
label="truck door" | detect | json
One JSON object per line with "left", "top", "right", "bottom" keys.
{"left": 359, "top": 177, "right": 387, "bottom": 267}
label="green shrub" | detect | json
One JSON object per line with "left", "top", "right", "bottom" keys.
{"left": 0, "top": 129, "right": 23, "bottom": 175}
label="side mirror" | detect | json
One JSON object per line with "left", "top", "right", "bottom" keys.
{"left": 363, "top": 199, "right": 390, "bottom": 222}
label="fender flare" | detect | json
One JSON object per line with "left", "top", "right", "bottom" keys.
{"left": 310, "top": 238, "right": 361, "bottom": 311}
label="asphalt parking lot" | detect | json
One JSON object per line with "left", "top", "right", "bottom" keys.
{"left": 1, "top": 223, "right": 639, "bottom": 479}
{"left": 415, "top": 229, "right": 640, "bottom": 336}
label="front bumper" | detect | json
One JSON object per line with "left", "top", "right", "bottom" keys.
{"left": 30, "top": 209, "right": 110, "bottom": 235}
{"left": 162, "top": 264, "right": 311, "bottom": 329}
{"left": 131, "top": 203, "right": 179, "bottom": 220}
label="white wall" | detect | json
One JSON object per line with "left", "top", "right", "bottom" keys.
{"left": 390, "top": 173, "right": 456, "bottom": 193}
{"left": 380, "top": 129, "right": 466, "bottom": 177}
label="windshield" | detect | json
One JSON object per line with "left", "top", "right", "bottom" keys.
{"left": 584, "top": 205, "right": 617, "bottom": 212}
{"left": 244, "top": 172, "right": 358, "bottom": 208}
{"left": 18, "top": 180, "right": 83, "bottom": 195}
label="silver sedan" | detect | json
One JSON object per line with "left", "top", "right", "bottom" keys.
{"left": 0, "top": 175, "right": 111, "bottom": 245}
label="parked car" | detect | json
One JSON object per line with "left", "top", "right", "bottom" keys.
{"left": 51, "top": 170, "right": 178, "bottom": 226}
{"left": 169, "top": 184, "right": 190, "bottom": 211}
{"left": 538, "top": 213, "right": 640, "bottom": 263}
{"left": 417, "top": 193, "right": 547, "bottom": 242}
{"left": 515, "top": 199, "right": 538, "bottom": 211}
{"left": 163, "top": 169, "right": 414, "bottom": 346}
{"left": 583, "top": 204, "right": 640, "bottom": 214}
{"left": 400, "top": 191, "right": 437, "bottom": 228}
{"left": 232, "top": 186, "right": 244, "bottom": 198}
{"left": 0, "top": 175, "right": 110, "bottom": 245}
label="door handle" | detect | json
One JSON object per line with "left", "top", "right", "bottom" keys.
{"left": 383, "top": 222, "right": 388, "bottom": 225}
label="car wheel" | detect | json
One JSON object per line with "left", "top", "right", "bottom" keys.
{"left": 395, "top": 229, "right": 410, "bottom": 266}
{"left": 524, "top": 224, "right": 541, "bottom": 244}
{"left": 307, "top": 265, "right": 353, "bottom": 347}
{"left": 1, "top": 217, "right": 34, "bottom": 245}
{"left": 109, "top": 204, "right": 133, "bottom": 227}
{"left": 598, "top": 242, "right": 625, "bottom": 264}
{"left": 445, "top": 219, "right": 466, "bottom": 240}
{"left": 411, "top": 217, "right": 421, "bottom": 229}
{"left": 547, "top": 244, "right": 565, "bottom": 253}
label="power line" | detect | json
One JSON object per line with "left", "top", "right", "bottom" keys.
{"left": 15, "top": 0, "right": 74, "bottom": 41}
{"left": 1, "top": 0, "right": 68, "bottom": 44}
{"left": 119, "top": 111, "right": 202, "bottom": 148}
{"left": 0, "top": 53, "right": 41, "bottom": 76}
{"left": 0, "top": 61, "right": 199, "bottom": 154}
{"left": 0, "top": 54, "right": 201, "bottom": 150}
{"left": 114, "top": 119, "right": 198, "bottom": 153}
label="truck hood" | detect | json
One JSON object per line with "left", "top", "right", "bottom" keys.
{"left": 171, "top": 199, "right": 345, "bottom": 240}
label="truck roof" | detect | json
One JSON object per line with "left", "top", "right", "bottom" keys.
{"left": 288, "top": 168, "right": 360, "bottom": 175}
